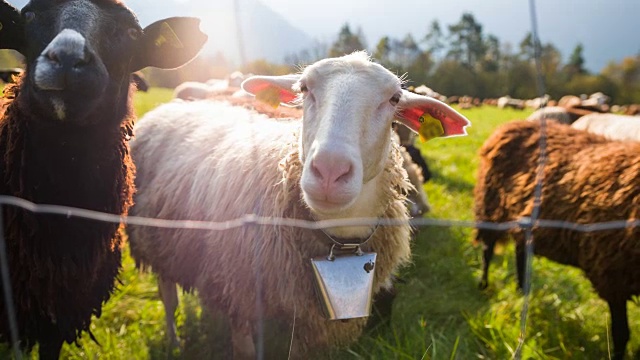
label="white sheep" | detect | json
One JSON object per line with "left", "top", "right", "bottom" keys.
{"left": 128, "top": 52, "right": 470, "bottom": 358}
{"left": 526, "top": 106, "right": 592, "bottom": 124}
{"left": 412, "top": 84, "right": 447, "bottom": 102}
{"left": 571, "top": 113, "right": 640, "bottom": 141}
{"left": 173, "top": 81, "right": 215, "bottom": 100}
{"left": 581, "top": 91, "right": 610, "bottom": 111}
{"left": 524, "top": 94, "right": 550, "bottom": 110}
{"left": 497, "top": 95, "right": 525, "bottom": 110}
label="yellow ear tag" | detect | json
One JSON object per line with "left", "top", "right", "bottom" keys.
{"left": 418, "top": 112, "right": 444, "bottom": 141}
{"left": 255, "top": 86, "right": 282, "bottom": 109}
{"left": 155, "top": 22, "right": 184, "bottom": 48}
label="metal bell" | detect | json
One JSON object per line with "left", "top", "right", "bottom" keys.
{"left": 311, "top": 245, "right": 377, "bottom": 320}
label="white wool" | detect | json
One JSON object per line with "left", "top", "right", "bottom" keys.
{"left": 571, "top": 113, "right": 640, "bottom": 141}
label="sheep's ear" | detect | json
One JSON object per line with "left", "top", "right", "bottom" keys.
{"left": 396, "top": 90, "right": 471, "bottom": 141}
{"left": 129, "top": 17, "right": 208, "bottom": 72}
{"left": 241, "top": 75, "right": 301, "bottom": 108}
{"left": 0, "top": 0, "right": 25, "bottom": 53}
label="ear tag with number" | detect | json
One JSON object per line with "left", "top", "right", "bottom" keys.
{"left": 255, "top": 86, "right": 282, "bottom": 109}
{"left": 418, "top": 112, "right": 445, "bottom": 141}
{"left": 155, "top": 22, "right": 184, "bottom": 48}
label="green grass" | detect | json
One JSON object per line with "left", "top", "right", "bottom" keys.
{"left": 132, "top": 88, "right": 174, "bottom": 116}
{"left": 2, "top": 95, "right": 639, "bottom": 359}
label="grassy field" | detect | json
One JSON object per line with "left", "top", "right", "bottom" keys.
{"left": 2, "top": 89, "right": 639, "bottom": 359}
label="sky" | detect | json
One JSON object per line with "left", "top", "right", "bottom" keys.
{"left": 8, "top": 0, "right": 640, "bottom": 72}
{"left": 257, "top": 0, "right": 640, "bottom": 72}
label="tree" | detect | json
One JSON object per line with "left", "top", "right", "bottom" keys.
{"left": 423, "top": 20, "right": 444, "bottom": 58}
{"left": 328, "top": 24, "right": 366, "bottom": 57}
{"left": 284, "top": 40, "right": 330, "bottom": 66}
{"left": 429, "top": 59, "right": 476, "bottom": 96}
{"left": 505, "top": 59, "right": 537, "bottom": 99}
{"left": 447, "top": 13, "right": 486, "bottom": 68}
{"left": 373, "top": 36, "right": 392, "bottom": 67}
{"left": 540, "top": 43, "right": 562, "bottom": 75}
{"left": 539, "top": 43, "right": 563, "bottom": 96}
{"left": 602, "top": 55, "right": 640, "bottom": 104}
{"left": 315, "top": 17, "right": 640, "bottom": 104}
{"left": 241, "top": 59, "right": 293, "bottom": 76}
{"left": 389, "top": 34, "right": 421, "bottom": 70}
{"left": 564, "top": 43, "right": 587, "bottom": 78}
{"left": 374, "top": 34, "right": 430, "bottom": 85}
{"left": 515, "top": 32, "right": 563, "bottom": 96}
{"left": 481, "top": 34, "right": 501, "bottom": 72}
{"left": 405, "top": 51, "right": 434, "bottom": 85}
{"left": 518, "top": 32, "right": 535, "bottom": 61}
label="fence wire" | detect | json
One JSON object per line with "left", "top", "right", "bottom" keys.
{"left": 514, "top": 1, "right": 547, "bottom": 358}
{"left": 0, "top": 195, "right": 637, "bottom": 233}
{"left": 0, "top": 206, "right": 20, "bottom": 360}
{"left": 0, "top": 1, "right": 626, "bottom": 357}
{"left": 0, "top": 194, "right": 638, "bottom": 357}
{"left": 0, "top": 195, "right": 637, "bottom": 358}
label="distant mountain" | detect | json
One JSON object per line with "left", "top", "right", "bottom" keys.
{"left": 242, "top": 0, "right": 312, "bottom": 62}
{"left": 9, "top": 0, "right": 313, "bottom": 65}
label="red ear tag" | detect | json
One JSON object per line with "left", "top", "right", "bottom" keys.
{"left": 418, "top": 112, "right": 445, "bottom": 141}
{"left": 255, "top": 86, "right": 282, "bottom": 109}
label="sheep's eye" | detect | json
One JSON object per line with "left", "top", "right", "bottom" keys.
{"left": 390, "top": 92, "right": 401, "bottom": 106}
{"left": 24, "top": 11, "right": 35, "bottom": 23}
{"left": 127, "top": 28, "right": 140, "bottom": 40}
{"left": 300, "top": 84, "right": 308, "bottom": 93}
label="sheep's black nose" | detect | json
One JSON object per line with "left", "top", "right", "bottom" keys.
{"left": 34, "top": 29, "right": 107, "bottom": 92}
{"left": 45, "top": 48, "right": 92, "bottom": 70}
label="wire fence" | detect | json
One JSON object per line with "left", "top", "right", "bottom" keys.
{"left": 514, "top": 1, "right": 548, "bottom": 358}
{"left": 0, "top": 1, "right": 629, "bottom": 359}
{"left": 0, "top": 194, "right": 639, "bottom": 359}
{"left": 0, "top": 195, "right": 639, "bottom": 234}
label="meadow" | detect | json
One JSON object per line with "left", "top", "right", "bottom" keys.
{"left": 2, "top": 88, "right": 639, "bottom": 359}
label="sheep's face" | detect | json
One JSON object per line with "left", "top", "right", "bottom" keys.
{"left": 242, "top": 52, "right": 470, "bottom": 236}
{"left": 0, "top": 0, "right": 206, "bottom": 124}
{"left": 294, "top": 54, "right": 402, "bottom": 215}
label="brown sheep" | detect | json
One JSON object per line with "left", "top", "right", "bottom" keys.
{"left": 475, "top": 120, "right": 640, "bottom": 360}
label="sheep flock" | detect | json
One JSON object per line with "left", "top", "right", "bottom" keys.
{"left": 2, "top": 0, "right": 640, "bottom": 359}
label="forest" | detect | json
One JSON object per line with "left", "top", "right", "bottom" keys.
{"left": 2, "top": 12, "right": 639, "bottom": 105}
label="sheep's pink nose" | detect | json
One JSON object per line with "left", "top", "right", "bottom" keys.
{"left": 311, "top": 152, "right": 354, "bottom": 190}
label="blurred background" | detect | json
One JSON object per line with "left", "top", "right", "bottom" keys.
{"left": 2, "top": 2, "right": 640, "bottom": 359}
{"left": 3, "top": 0, "right": 640, "bottom": 104}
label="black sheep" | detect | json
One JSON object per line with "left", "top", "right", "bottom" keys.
{"left": 0, "top": 0, "right": 206, "bottom": 358}
{"left": 0, "top": 1, "right": 23, "bottom": 51}
{"left": 131, "top": 71, "right": 149, "bottom": 92}
{"left": 0, "top": 68, "right": 23, "bottom": 83}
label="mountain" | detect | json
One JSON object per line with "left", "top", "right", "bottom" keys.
{"left": 9, "top": 0, "right": 313, "bottom": 65}
{"left": 8, "top": 0, "right": 638, "bottom": 73}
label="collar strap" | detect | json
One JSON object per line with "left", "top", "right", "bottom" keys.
{"left": 317, "top": 223, "right": 380, "bottom": 250}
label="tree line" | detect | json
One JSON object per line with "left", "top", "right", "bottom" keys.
{"left": 1, "top": 12, "right": 638, "bottom": 105}
{"left": 298, "top": 13, "right": 638, "bottom": 105}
